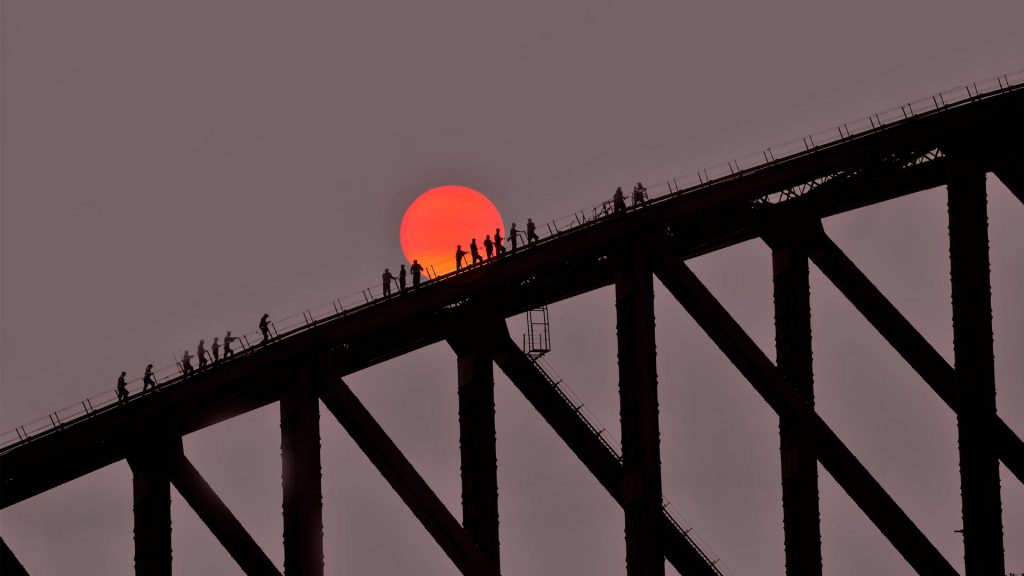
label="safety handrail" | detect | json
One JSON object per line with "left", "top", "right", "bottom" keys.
{"left": 525, "top": 356, "right": 729, "bottom": 575}
{"left": 2, "top": 70, "right": 1021, "bottom": 453}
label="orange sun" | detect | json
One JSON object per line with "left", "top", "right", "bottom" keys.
{"left": 400, "top": 185, "right": 504, "bottom": 276}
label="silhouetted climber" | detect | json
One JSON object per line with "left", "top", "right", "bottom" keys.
{"left": 182, "top": 350, "right": 195, "bottom": 377}
{"left": 398, "top": 264, "right": 407, "bottom": 292}
{"left": 613, "top": 187, "right": 627, "bottom": 212}
{"left": 527, "top": 218, "right": 539, "bottom": 244}
{"left": 142, "top": 364, "right": 157, "bottom": 393}
{"left": 484, "top": 235, "right": 494, "bottom": 259}
{"left": 116, "top": 371, "right": 129, "bottom": 403}
{"left": 411, "top": 259, "right": 424, "bottom": 287}
{"left": 494, "top": 228, "right": 505, "bottom": 255}
{"left": 456, "top": 245, "right": 467, "bottom": 270}
{"left": 633, "top": 181, "right": 647, "bottom": 206}
{"left": 470, "top": 238, "right": 483, "bottom": 265}
{"left": 382, "top": 268, "right": 394, "bottom": 297}
{"left": 211, "top": 337, "right": 220, "bottom": 362}
{"left": 197, "top": 340, "right": 208, "bottom": 370}
{"left": 223, "top": 331, "right": 236, "bottom": 358}
{"left": 509, "top": 222, "right": 519, "bottom": 251}
{"left": 259, "top": 314, "right": 271, "bottom": 344}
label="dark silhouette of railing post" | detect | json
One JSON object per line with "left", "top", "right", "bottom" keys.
{"left": 449, "top": 326, "right": 501, "bottom": 571}
{"left": 127, "top": 443, "right": 175, "bottom": 576}
{"left": 615, "top": 239, "right": 664, "bottom": 576}
{"left": 767, "top": 227, "right": 822, "bottom": 576}
{"left": 280, "top": 364, "right": 324, "bottom": 576}
{"left": 947, "top": 150, "right": 1005, "bottom": 574}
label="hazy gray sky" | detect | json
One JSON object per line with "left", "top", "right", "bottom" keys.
{"left": 2, "top": 1, "right": 1022, "bottom": 574}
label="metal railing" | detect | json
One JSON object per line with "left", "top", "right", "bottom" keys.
{"left": 2, "top": 70, "right": 1021, "bottom": 453}
{"left": 527, "top": 356, "right": 730, "bottom": 575}
{"left": 537, "top": 70, "right": 1023, "bottom": 239}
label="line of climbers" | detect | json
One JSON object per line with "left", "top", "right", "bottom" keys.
{"left": 114, "top": 186, "right": 652, "bottom": 403}
{"left": 115, "top": 314, "right": 275, "bottom": 403}
{"left": 613, "top": 182, "right": 648, "bottom": 213}
{"left": 379, "top": 217, "right": 544, "bottom": 298}
{"left": 454, "top": 218, "right": 539, "bottom": 273}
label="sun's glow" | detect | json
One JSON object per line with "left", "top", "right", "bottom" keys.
{"left": 400, "top": 185, "right": 504, "bottom": 276}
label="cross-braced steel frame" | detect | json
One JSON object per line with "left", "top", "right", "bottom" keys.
{"left": 2, "top": 83, "right": 1022, "bottom": 575}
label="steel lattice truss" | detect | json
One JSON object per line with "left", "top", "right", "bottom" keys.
{"left": 2, "top": 84, "right": 1023, "bottom": 576}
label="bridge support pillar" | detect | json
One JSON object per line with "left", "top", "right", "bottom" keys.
{"left": 948, "top": 154, "right": 1005, "bottom": 573}
{"left": 452, "top": 328, "right": 501, "bottom": 570}
{"left": 128, "top": 444, "right": 175, "bottom": 576}
{"left": 280, "top": 366, "right": 324, "bottom": 576}
{"left": 615, "top": 240, "right": 664, "bottom": 576}
{"left": 769, "top": 231, "right": 822, "bottom": 576}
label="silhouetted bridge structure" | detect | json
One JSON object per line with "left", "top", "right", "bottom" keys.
{"left": 2, "top": 73, "right": 1023, "bottom": 576}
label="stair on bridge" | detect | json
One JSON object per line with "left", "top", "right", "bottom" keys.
{"left": 514, "top": 348, "right": 724, "bottom": 575}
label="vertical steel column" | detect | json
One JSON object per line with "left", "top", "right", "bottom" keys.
{"left": 453, "top": 330, "right": 501, "bottom": 570}
{"left": 947, "top": 152, "right": 1005, "bottom": 573}
{"left": 771, "top": 235, "right": 822, "bottom": 576}
{"left": 280, "top": 363, "right": 324, "bottom": 576}
{"left": 319, "top": 375, "right": 498, "bottom": 575}
{"left": 615, "top": 240, "right": 664, "bottom": 576}
{"left": 127, "top": 446, "right": 174, "bottom": 576}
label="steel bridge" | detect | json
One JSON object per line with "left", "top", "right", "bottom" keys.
{"left": 2, "top": 75, "right": 1022, "bottom": 576}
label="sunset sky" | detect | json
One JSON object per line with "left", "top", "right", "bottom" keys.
{"left": 1, "top": 2, "right": 1023, "bottom": 574}
{"left": 400, "top": 185, "right": 504, "bottom": 276}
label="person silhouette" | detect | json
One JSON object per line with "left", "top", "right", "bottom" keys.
{"left": 456, "top": 245, "right": 467, "bottom": 270}
{"left": 509, "top": 222, "right": 519, "bottom": 251}
{"left": 398, "top": 264, "right": 407, "bottom": 292}
{"left": 484, "top": 235, "right": 494, "bottom": 259}
{"left": 633, "top": 181, "right": 647, "bottom": 206}
{"left": 526, "top": 218, "right": 539, "bottom": 244}
{"left": 223, "top": 331, "right": 236, "bottom": 358}
{"left": 197, "top": 340, "right": 208, "bottom": 370}
{"left": 116, "top": 371, "right": 129, "bottom": 403}
{"left": 494, "top": 228, "right": 504, "bottom": 256}
{"left": 259, "top": 314, "right": 271, "bottom": 344}
{"left": 613, "top": 187, "right": 627, "bottom": 212}
{"left": 142, "top": 364, "right": 157, "bottom": 392}
{"left": 382, "top": 268, "right": 394, "bottom": 297}
{"left": 211, "top": 337, "right": 220, "bottom": 362}
{"left": 470, "top": 238, "right": 483, "bottom": 265}
{"left": 411, "top": 259, "right": 424, "bottom": 287}
{"left": 181, "top": 350, "right": 195, "bottom": 377}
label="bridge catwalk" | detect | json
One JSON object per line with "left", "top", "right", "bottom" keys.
{"left": 2, "top": 75, "right": 1022, "bottom": 575}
